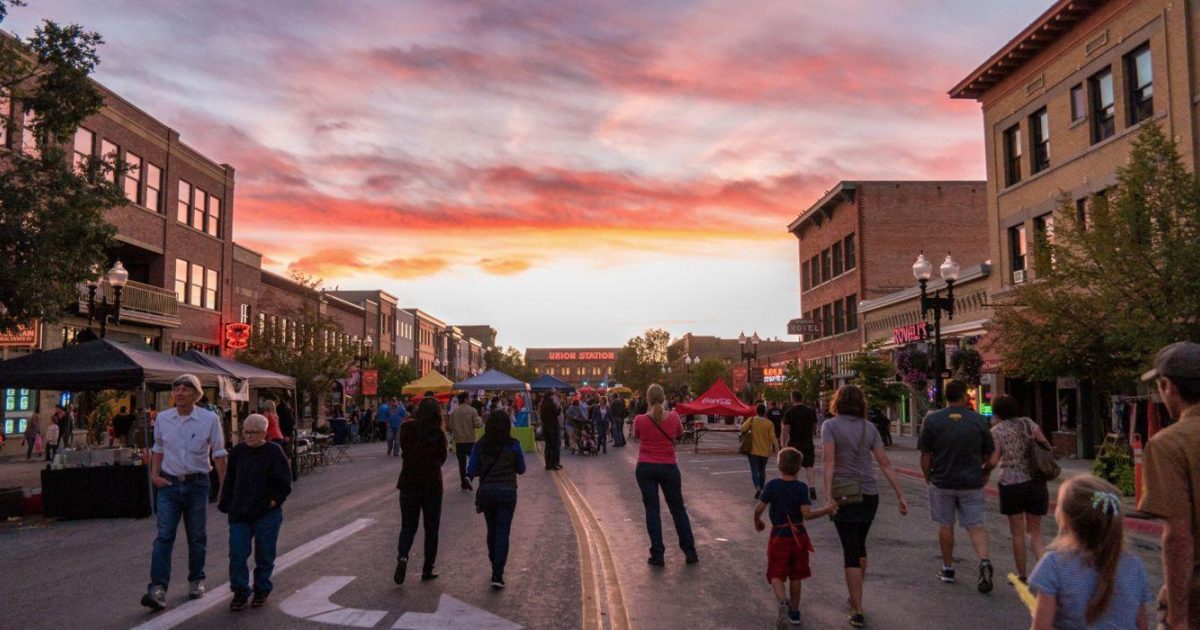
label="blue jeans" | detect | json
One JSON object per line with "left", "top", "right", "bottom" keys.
{"left": 386, "top": 425, "right": 400, "bottom": 455}
{"left": 228, "top": 508, "right": 283, "bottom": 596}
{"left": 595, "top": 420, "right": 609, "bottom": 452}
{"left": 149, "top": 478, "right": 210, "bottom": 588}
{"left": 477, "top": 485, "right": 517, "bottom": 577}
{"left": 747, "top": 454, "right": 768, "bottom": 491}
{"left": 634, "top": 463, "right": 696, "bottom": 559}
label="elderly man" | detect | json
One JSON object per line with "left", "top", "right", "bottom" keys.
{"left": 141, "top": 374, "right": 227, "bottom": 611}
{"left": 1138, "top": 342, "right": 1200, "bottom": 629}
{"left": 219, "top": 414, "right": 292, "bottom": 611}
{"left": 447, "top": 391, "right": 483, "bottom": 491}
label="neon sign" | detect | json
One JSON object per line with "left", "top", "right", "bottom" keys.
{"left": 225, "top": 323, "right": 251, "bottom": 349}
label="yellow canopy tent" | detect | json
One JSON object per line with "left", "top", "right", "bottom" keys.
{"left": 401, "top": 370, "right": 455, "bottom": 396}
{"left": 607, "top": 386, "right": 633, "bottom": 396}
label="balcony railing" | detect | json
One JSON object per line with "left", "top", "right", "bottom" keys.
{"left": 78, "top": 279, "right": 180, "bottom": 325}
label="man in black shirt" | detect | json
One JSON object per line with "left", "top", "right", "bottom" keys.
{"left": 780, "top": 390, "right": 818, "bottom": 500}
{"left": 765, "top": 401, "right": 784, "bottom": 441}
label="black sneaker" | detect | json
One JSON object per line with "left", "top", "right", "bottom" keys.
{"left": 647, "top": 556, "right": 665, "bottom": 567}
{"left": 685, "top": 553, "right": 699, "bottom": 565}
{"left": 938, "top": 566, "right": 955, "bottom": 583}
{"left": 978, "top": 560, "right": 994, "bottom": 594}
{"left": 230, "top": 592, "right": 249, "bottom": 612}
{"left": 420, "top": 570, "right": 439, "bottom": 581}
{"left": 809, "top": 487, "right": 818, "bottom": 502}
{"left": 141, "top": 585, "right": 167, "bottom": 611}
{"left": 251, "top": 592, "right": 269, "bottom": 608}
{"left": 849, "top": 612, "right": 865, "bottom": 627}
{"left": 393, "top": 557, "right": 408, "bottom": 585}
{"left": 490, "top": 575, "right": 506, "bottom": 590}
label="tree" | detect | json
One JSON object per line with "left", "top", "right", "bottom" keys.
{"left": 782, "top": 360, "right": 829, "bottom": 406}
{"left": 688, "top": 357, "right": 729, "bottom": 396}
{"left": 372, "top": 353, "right": 416, "bottom": 400}
{"left": 237, "top": 273, "right": 358, "bottom": 426}
{"left": 992, "top": 123, "right": 1200, "bottom": 393}
{"left": 0, "top": 3, "right": 126, "bottom": 333}
{"left": 483, "top": 345, "right": 535, "bottom": 382}
{"left": 613, "top": 328, "right": 671, "bottom": 394}
{"left": 845, "top": 342, "right": 907, "bottom": 412}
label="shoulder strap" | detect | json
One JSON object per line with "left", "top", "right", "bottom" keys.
{"left": 647, "top": 415, "right": 674, "bottom": 441}
{"left": 477, "top": 446, "right": 501, "bottom": 483}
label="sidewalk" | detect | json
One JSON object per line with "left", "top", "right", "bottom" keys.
{"left": 880, "top": 433, "right": 1161, "bottom": 537}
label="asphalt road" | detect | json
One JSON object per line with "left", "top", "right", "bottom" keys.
{"left": 0, "top": 436, "right": 1165, "bottom": 629}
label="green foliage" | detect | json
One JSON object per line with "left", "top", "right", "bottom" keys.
{"left": 484, "top": 346, "right": 535, "bottom": 382}
{"left": 951, "top": 348, "right": 983, "bottom": 386}
{"left": 613, "top": 328, "right": 672, "bottom": 395}
{"left": 371, "top": 353, "right": 417, "bottom": 400}
{"left": 237, "top": 273, "right": 358, "bottom": 425}
{"left": 993, "top": 124, "right": 1200, "bottom": 393}
{"left": 688, "top": 357, "right": 729, "bottom": 396}
{"left": 782, "top": 360, "right": 829, "bottom": 405}
{"left": 0, "top": 7, "right": 125, "bottom": 332}
{"left": 845, "top": 342, "right": 907, "bottom": 411}
{"left": 1092, "top": 443, "right": 1136, "bottom": 497}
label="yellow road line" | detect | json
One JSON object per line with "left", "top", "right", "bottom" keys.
{"left": 1008, "top": 572, "right": 1036, "bottom": 614}
{"left": 550, "top": 468, "right": 630, "bottom": 630}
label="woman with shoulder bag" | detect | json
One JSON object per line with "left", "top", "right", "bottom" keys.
{"left": 988, "top": 394, "right": 1051, "bottom": 583}
{"left": 739, "top": 404, "right": 779, "bottom": 499}
{"left": 468, "top": 410, "right": 526, "bottom": 590}
{"left": 821, "top": 385, "right": 908, "bottom": 628}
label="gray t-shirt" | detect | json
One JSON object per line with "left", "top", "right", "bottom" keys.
{"left": 820, "top": 415, "right": 881, "bottom": 495}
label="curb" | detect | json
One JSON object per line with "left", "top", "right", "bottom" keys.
{"left": 892, "top": 467, "right": 1163, "bottom": 538}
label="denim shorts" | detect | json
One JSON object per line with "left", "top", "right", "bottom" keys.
{"left": 928, "top": 486, "right": 985, "bottom": 528}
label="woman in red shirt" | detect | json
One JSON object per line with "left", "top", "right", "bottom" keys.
{"left": 262, "top": 400, "right": 285, "bottom": 444}
{"left": 633, "top": 384, "right": 698, "bottom": 566}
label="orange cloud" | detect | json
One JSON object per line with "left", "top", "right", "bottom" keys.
{"left": 378, "top": 257, "right": 451, "bottom": 279}
{"left": 478, "top": 258, "right": 532, "bottom": 275}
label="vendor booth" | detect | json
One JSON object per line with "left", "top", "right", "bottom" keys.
{"left": 529, "top": 374, "right": 574, "bottom": 394}
{"left": 676, "top": 379, "right": 756, "bottom": 453}
{"left": 0, "top": 339, "right": 230, "bottom": 519}
{"left": 454, "top": 370, "right": 535, "bottom": 452}
{"left": 402, "top": 370, "right": 455, "bottom": 397}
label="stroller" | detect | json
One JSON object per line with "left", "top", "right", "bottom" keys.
{"left": 574, "top": 416, "right": 599, "bottom": 455}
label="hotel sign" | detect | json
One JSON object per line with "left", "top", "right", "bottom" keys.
{"left": 892, "top": 321, "right": 929, "bottom": 345}
{"left": 547, "top": 351, "right": 616, "bottom": 361}
{"left": 787, "top": 318, "right": 820, "bottom": 335}
{"left": 0, "top": 322, "right": 40, "bottom": 348}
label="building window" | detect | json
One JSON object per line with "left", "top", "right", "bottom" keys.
{"left": 1029, "top": 108, "right": 1049, "bottom": 174}
{"left": 821, "top": 304, "right": 833, "bottom": 338}
{"left": 145, "top": 163, "right": 162, "bottom": 213}
{"left": 844, "top": 234, "right": 856, "bottom": 271}
{"left": 801, "top": 261, "right": 810, "bottom": 291}
{"left": 177, "top": 180, "right": 191, "bottom": 223}
{"left": 834, "top": 300, "right": 845, "bottom": 335}
{"left": 205, "top": 269, "right": 218, "bottom": 310}
{"left": 1075, "top": 197, "right": 1089, "bottom": 231}
{"left": 1009, "top": 224, "right": 1027, "bottom": 272}
{"left": 846, "top": 294, "right": 858, "bottom": 331}
{"left": 1034, "top": 213, "right": 1055, "bottom": 268}
{"left": 832, "top": 241, "right": 843, "bottom": 276}
{"left": 72, "top": 127, "right": 93, "bottom": 174}
{"left": 0, "top": 92, "right": 9, "bottom": 147}
{"left": 124, "top": 151, "right": 142, "bottom": 205}
{"left": 1090, "top": 67, "right": 1115, "bottom": 143}
{"left": 20, "top": 109, "right": 38, "bottom": 156}
{"left": 207, "top": 196, "right": 221, "bottom": 237}
{"left": 809, "top": 255, "right": 820, "bottom": 287}
{"left": 820, "top": 249, "right": 831, "bottom": 282}
{"left": 191, "top": 188, "right": 206, "bottom": 231}
{"left": 100, "top": 140, "right": 118, "bottom": 183}
{"left": 1070, "top": 84, "right": 1086, "bottom": 122}
{"left": 1126, "top": 44, "right": 1153, "bottom": 125}
{"left": 189, "top": 263, "right": 203, "bottom": 306}
{"left": 174, "top": 259, "right": 187, "bottom": 302}
{"left": 1003, "top": 124, "right": 1022, "bottom": 186}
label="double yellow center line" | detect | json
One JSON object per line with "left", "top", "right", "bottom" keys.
{"left": 551, "top": 469, "right": 630, "bottom": 630}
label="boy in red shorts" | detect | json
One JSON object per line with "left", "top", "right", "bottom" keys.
{"left": 754, "top": 447, "right": 837, "bottom": 627}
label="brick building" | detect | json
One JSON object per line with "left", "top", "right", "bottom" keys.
{"left": 405, "top": 309, "right": 446, "bottom": 376}
{"left": 787, "top": 181, "right": 988, "bottom": 385}
{"left": 525, "top": 348, "right": 621, "bottom": 389}
{"left": 326, "top": 290, "right": 399, "bottom": 357}
{"left": 949, "top": 0, "right": 1199, "bottom": 455}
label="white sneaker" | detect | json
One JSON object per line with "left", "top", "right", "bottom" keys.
{"left": 188, "top": 581, "right": 206, "bottom": 599}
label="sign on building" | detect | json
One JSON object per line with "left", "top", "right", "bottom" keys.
{"left": 787, "top": 318, "right": 820, "bottom": 335}
{"left": 0, "top": 322, "right": 40, "bottom": 348}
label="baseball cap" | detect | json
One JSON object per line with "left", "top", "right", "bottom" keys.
{"left": 172, "top": 374, "right": 202, "bottom": 392}
{"left": 1140, "top": 342, "right": 1200, "bottom": 381}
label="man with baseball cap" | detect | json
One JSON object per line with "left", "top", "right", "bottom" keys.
{"left": 1137, "top": 342, "right": 1200, "bottom": 629}
{"left": 141, "top": 373, "right": 228, "bottom": 611}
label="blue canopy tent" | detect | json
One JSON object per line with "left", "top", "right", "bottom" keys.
{"left": 528, "top": 374, "right": 574, "bottom": 394}
{"left": 453, "top": 370, "right": 536, "bottom": 452}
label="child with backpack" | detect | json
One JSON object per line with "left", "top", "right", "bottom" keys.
{"left": 1029, "top": 474, "right": 1154, "bottom": 629}
{"left": 754, "top": 447, "right": 837, "bottom": 627}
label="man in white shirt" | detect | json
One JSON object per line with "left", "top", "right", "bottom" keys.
{"left": 141, "top": 374, "right": 227, "bottom": 611}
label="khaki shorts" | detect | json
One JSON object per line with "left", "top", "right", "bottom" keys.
{"left": 928, "top": 486, "right": 985, "bottom": 528}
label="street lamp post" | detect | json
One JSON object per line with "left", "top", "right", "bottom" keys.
{"left": 738, "top": 331, "right": 760, "bottom": 371}
{"left": 86, "top": 261, "right": 129, "bottom": 339}
{"left": 912, "top": 252, "right": 960, "bottom": 408}
{"left": 359, "top": 335, "right": 373, "bottom": 414}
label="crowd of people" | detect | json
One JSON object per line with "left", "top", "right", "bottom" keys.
{"left": 130, "top": 340, "right": 1200, "bottom": 630}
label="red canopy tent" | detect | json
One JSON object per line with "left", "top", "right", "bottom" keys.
{"left": 675, "top": 379, "right": 756, "bottom": 417}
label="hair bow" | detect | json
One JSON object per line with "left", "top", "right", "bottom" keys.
{"left": 1091, "top": 491, "right": 1121, "bottom": 515}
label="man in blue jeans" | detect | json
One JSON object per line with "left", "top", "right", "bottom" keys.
{"left": 141, "top": 374, "right": 227, "bottom": 611}
{"left": 219, "top": 414, "right": 292, "bottom": 611}
{"left": 380, "top": 397, "right": 407, "bottom": 456}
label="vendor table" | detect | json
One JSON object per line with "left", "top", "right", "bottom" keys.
{"left": 41, "top": 464, "right": 151, "bottom": 520}
{"left": 693, "top": 423, "right": 742, "bottom": 454}
{"left": 473, "top": 426, "right": 537, "bottom": 453}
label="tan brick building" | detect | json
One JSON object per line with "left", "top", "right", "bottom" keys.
{"left": 787, "top": 181, "right": 988, "bottom": 385}
{"left": 949, "top": 0, "right": 1199, "bottom": 454}
{"left": 525, "top": 348, "right": 621, "bottom": 389}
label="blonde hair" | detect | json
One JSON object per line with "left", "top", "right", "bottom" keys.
{"left": 1051, "top": 475, "right": 1125, "bottom": 624}
{"left": 261, "top": 400, "right": 277, "bottom": 413}
{"left": 646, "top": 384, "right": 666, "bottom": 424}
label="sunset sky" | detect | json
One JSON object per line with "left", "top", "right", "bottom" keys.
{"left": 10, "top": 1, "right": 1048, "bottom": 349}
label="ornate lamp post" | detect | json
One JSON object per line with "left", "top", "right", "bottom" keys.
{"left": 738, "top": 331, "right": 760, "bottom": 370}
{"left": 912, "top": 252, "right": 960, "bottom": 407}
{"left": 86, "top": 261, "right": 129, "bottom": 338}
{"left": 358, "top": 335, "right": 373, "bottom": 412}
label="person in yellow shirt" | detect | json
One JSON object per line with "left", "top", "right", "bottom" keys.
{"left": 741, "top": 404, "right": 779, "bottom": 499}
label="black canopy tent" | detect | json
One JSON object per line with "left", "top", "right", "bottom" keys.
{"left": 0, "top": 339, "right": 233, "bottom": 517}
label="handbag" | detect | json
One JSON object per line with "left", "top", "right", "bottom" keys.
{"left": 831, "top": 421, "right": 870, "bottom": 507}
{"left": 1023, "top": 419, "right": 1061, "bottom": 481}
{"left": 738, "top": 420, "right": 754, "bottom": 455}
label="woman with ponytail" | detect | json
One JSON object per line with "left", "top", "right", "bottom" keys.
{"left": 633, "top": 384, "right": 698, "bottom": 566}
{"left": 1029, "top": 475, "right": 1153, "bottom": 629}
